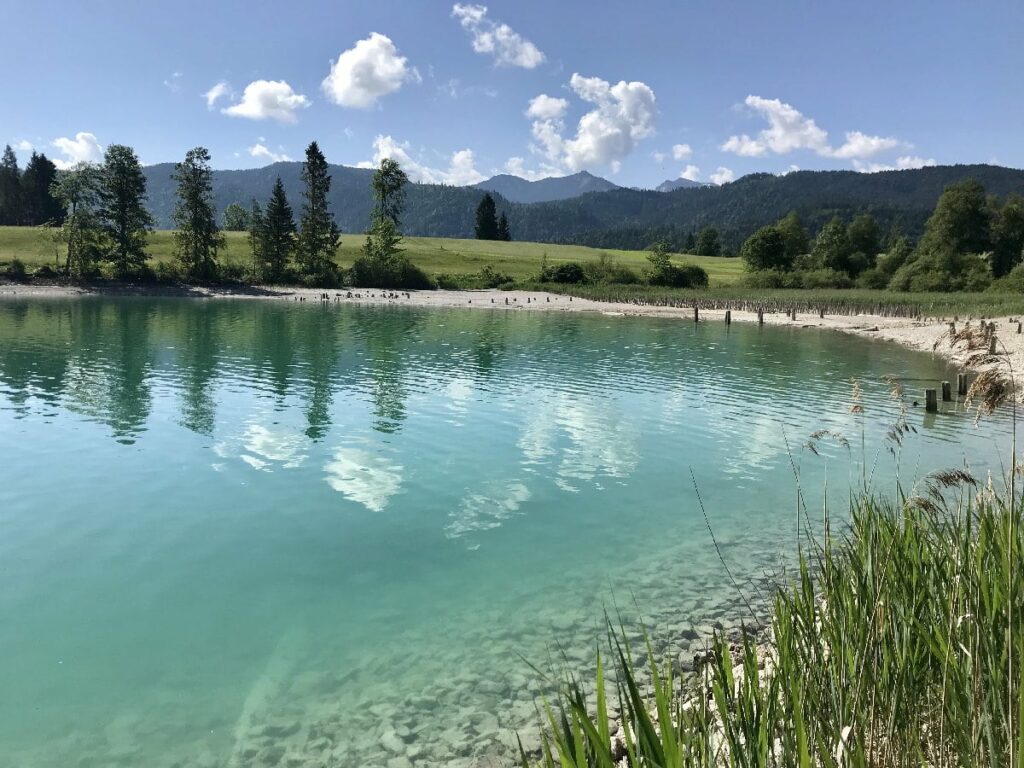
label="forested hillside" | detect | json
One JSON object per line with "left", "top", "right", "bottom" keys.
{"left": 140, "top": 163, "right": 1024, "bottom": 252}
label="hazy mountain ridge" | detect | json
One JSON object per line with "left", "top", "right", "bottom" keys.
{"left": 473, "top": 171, "right": 621, "bottom": 203}
{"left": 141, "top": 163, "right": 1024, "bottom": 252}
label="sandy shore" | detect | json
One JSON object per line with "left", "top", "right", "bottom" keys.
{"left": 3, "top": 281, "right": 1020, "bottom": 376}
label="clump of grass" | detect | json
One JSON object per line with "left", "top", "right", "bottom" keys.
{"left": 525, "top": 479, "right": 1023, "bottom": 766}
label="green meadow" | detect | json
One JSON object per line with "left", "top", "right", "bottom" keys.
{"left": 0, "top": 226, "right": 746, "bottom": 286}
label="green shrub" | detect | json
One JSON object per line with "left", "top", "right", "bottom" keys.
{"left": 153, "top": 261, "right": 183, "bottom": 284}
{"left": 218, "top": 262, "right": 249, "bottom": 283}
{"left": 740, "top": 268, "right": 801, "bottom": 289}
{"left": 989, "top": 262, "right": 1024, "bottom": 292}
{"left": 582, "top": 253, "right": 639, "bottom": 285}
{"left": 349, "top": 255, "right": 434, "bottom": 289}
{"left": 798, "top": 267, "right": 854, "bottom": 289}
{"left": 4, "top": 258, "right": 27, "bottom": 281}
{"left": 856, "top": 266, "right": 890, "bottom": 289}
{"left": 540, "top": 261, "right": 586, "bottom": 284}
{"left": 32, "top": 264, "right": 58, "bottom": 280}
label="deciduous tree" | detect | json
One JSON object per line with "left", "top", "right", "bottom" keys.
{"left": 99, "top": 144, "right": 153, "bottom": 277}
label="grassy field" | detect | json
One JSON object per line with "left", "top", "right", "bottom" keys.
{"left": 0, "top": 226, "right": 746, "bottom": 286}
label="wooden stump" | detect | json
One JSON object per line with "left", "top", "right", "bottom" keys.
{"left": 925, "top": 388, "right": 938, "bottom": 413}
{"left": 941, "top": 381, "right": 952, "bottom": 402}
{"left": 958, "top": 372, "right": 968, "bottom": 396}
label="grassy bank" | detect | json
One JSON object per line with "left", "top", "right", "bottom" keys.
{"left": 0, "top": 226, "right": 745, "bottom": 286}
{"left": 532, "top": 478, "right": 1023, "bottom": 766}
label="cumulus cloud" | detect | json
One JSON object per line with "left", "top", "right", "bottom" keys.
{"left": 223, "top": 80, "right": 310, "bottom": 123}
{"left": 721, "top": 95, "right": 916, "bottom": 168}
{"left": 452, "top": 4, "right": 545, "bottom": 68}
{"left": 13, "top": 139, "right": 33, "bottom": 152}
{"left": 853, "top": 155, "right": 937, "bottom": 173}
{"left": 321, "top": 33, "right": 417, "bottom": 109}
{"left": 526, "top": 94, "right": 568, "bottom": 121}
{"left": 51, "top": 132, "right": 103, "bottom": 169}
{"left": 249, "top": 143, "right": 292, "bottom": 163}
{"left": 680, "top": 164, "right": 701, "bottom": 181}
{"left": 503, "top": 156, "right": 558, "bottom": 181}
{"left": 358, "top": 134, "right": 485, "bottom": 186}
{"left": 520, "top": 73, "right": 656, "bottom": 176}
{"left": 204, "top": 81, "right": 232, "bottom": 109}
{"left": 831, "top": 130, "right": 901, "bottom": 159}
{"left": 709, "top": 166, "right": 735, "bottom": 185}
{"left": 672, "top": 143, "right": 692, "bottom": 160}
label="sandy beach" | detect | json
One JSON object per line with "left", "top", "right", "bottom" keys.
{"left": 3, "top": 281, "right": 1020, "bottom": 376}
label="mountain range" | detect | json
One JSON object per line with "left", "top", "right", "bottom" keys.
{"left": 141, "top": 163, "right": 1024, "bottom": 253}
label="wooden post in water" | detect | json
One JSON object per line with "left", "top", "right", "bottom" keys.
{"left": 819, "top": 308, "right": 824, "bottom": 319}
{"left": 693, "top": 307, "right": 699, "bottom": 323}
{"left": 925, "top": 388, "right": 938, "bottom": 413}
{"left": 757, "top": 309, "right": 764, "bottom": 325}
{"left": 958, "top": 372, "right": 968, "bottom": 396}
{"left": 1018, "top": 321, "right": 1022, "bottom": 334}
{"left": 725, "top": 310, "right": 731, "bottom": 325}
{"left": 942, "top": 381, "right": 952, "bottom": 402}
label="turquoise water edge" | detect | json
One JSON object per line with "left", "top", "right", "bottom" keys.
{"left": 0, "top": 298, "right": 1013, "bottom": 768}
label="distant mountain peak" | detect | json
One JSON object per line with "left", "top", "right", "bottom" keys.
{"left": 655, "top": 177, "right": 710, "bottom": 192}
{"left": 473, "top": 171, "right": 620, "bottom": 203}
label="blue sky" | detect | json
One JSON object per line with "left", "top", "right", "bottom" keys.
{"left": 4, "top": 0, "right": 1022, "bottom": 187}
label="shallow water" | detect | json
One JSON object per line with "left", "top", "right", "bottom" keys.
{"left": 0, "top": 298, "right": 1013, "bottom": 768}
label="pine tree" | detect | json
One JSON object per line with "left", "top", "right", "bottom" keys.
{"left": 99, "top": 144, "right": 153, "bottom": 277}
{"left": 262, "top": 177, "right": 296, "bottom": 283}
{"left": 497, "top": 212, "right": 511, "bottom": 241}
{"left": 296, "top": 141, "right": 340, "bottom": 285}
{"left": 20, "top": 152, "right": 63, "bottom": 226}
{"left": 0, "top": 145, "right": 21, "bottom": 226}
{"left": 248, "top": 200, "right": 265, "bottom": 282}
{"left": 172, "top": 147, "right": 224, "bottom": 281}
{"left": 694, "top": 226, "right": 721, "bottom": 256}
{"left": 475, "top": 193, "right": 499, "bottom": 240}
{"left": 683, "top": 229, "right": 696, "bottom": 253}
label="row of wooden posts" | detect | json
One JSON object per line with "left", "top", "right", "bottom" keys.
{"left": 691, "top": 305, "right": 1009, "bottom": 415}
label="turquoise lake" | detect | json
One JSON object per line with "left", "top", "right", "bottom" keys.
{"left": 0, "top": 298, "right": 1014, "bottom": 768}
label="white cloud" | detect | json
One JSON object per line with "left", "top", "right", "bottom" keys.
{"left": 452, "top": 4, "right": 545, "bottom": 68}
{"left": 526, "top": 94, "right": 568, "bottom": 121}
{"left": 503, "top": 156, "right": 558, "bottom": 181}
{"left": 831, "top": 130, "right": 901, "bottom": 159}
{"left": 722, "top": 95, "right": 829, "bottom": 156}
{"left": 709, "top": 166, "right": 735, "bottom": 184}
{"left": 518, "top": 74, "right": 656, "bottom": 175}
{"left": 721, "top": 95, "right": 916, "bottom": 168}
{"left": 223, "top": 80, "right": 310, "bottom": 123}
{"left": 249, "top": 143, "right": 292, "bottom": 164}
{"left": 51, "top": 132, "right": 103, "bottom": 169}
{"left": 853, "top": 155, "right": 937, "bottom": 173}
{"left": 13, "top": 139, "right": 33, "bottom": 152}
{"left": 322, "top": 33, "right": 417, "bottom": 109}
{"left": 163, "top": 71, "right": 183, "bottom": 93}
{"left": 680, "top": 164, "right": 701, "bottom": 181}
{"left": 652, "top": 151, "right": 666, "bottom": 163}
{"left": 203, "top": 81, "right": 232, "bottom": 109}
{"left": 672, "top": 143, "right": 692, "bottom": 160}
{"left": 358, "top": 134, "right": 485, "bottom": 186}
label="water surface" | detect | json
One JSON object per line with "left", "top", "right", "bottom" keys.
{"left": 0, "top": 298, "right": 1012, "bottom": 767}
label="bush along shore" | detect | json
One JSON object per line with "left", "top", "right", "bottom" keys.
{"left": 522, "top": 329, "right": 1023, "bottom": 767}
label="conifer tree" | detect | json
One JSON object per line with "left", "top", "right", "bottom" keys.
{"left": 172, "top": 147, "right": 224, "bottom": 280}
{"left": 262, "top": 177, "right": 296, "bottom": 283}
{"left": 0, "top": 145, "right": 21, "bottom": 225}
{"left": 20, "top": 152, "right": 62, "bottom": 225}
{"left": 497, "top": 211, "right": 511, "bottom": 241}
{"left": 474, "top": 193, "right": 499, "bottom": 240}
{"left": 99, "top": 144, "right": 153, "bottom": 277}
{"left": 296, "top": 141, "right": 340, "bottom": 285}
{"left": 248, "top": 199, "right": 265, "bottom": 281}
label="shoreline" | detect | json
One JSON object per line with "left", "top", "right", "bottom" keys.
{"left": 4, "top": 281, "right": 1019, "bottom": 376}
